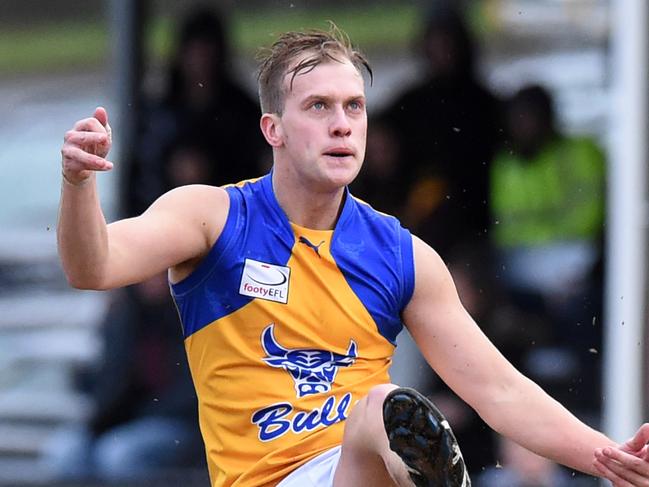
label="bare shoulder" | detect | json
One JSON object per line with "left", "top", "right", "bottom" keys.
{"left": 146, "top": 184, "right": 230, "bottom": 244}
{"left": 98, "top": 185, "right": 230, "bottom": 289}
{"left": 150, "top": 183, "right": 228, "bottom": 209}
{"left": 410, "top": 236, "right": 453, "bottom": 289}
{"left": 143, "top": 184, "right": 231, "bottom": 283}
{"left": 403, "top": 235, "right": 460, "bottom": 324}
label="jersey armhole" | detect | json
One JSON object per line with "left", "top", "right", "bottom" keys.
{"left": 170, "top": 187, "right": 240, "bottom": 297}
{"left": 398, "top": 228, "right": 415, "bottom": 311}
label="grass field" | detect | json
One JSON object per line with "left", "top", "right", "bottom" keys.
{"left": 1, "top": 3, "right": 422, "bottom": 77}
{"left": 1, "top": 21, "right": 108, "bottom": 76}
{"left": 1, "top": 2, "right": 496, "bottom": 77}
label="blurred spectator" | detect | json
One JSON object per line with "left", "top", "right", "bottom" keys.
{"left": 350, "top": 116, "right": 404, "bottom": 215}
{"left": 163, "top": 135, "right": 216, "bottom": 189}
{"left": 490, "top": 84, "right": 606, "bottom": 411}
{"left": 127, "top": 6, "right": 268, "bottom": 216}
{"left": 377, "top": 3, "right": 501, "bottom": 257}
{"left": 41, "top": 273, "right": 204, "bottom": 482}
{"left": 476, "top": 435, "right": 596, "bottom": 487}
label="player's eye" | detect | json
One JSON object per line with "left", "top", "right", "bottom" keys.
{"left": 312, "top": 101, "right": 326, "bottom": 111}
{"left": 348, "top": 100, "right": 364, "bottom": 112}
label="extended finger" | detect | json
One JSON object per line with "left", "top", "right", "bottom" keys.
{"left": 94, "top": 106, "right": 109, "bottom": 127}
{"left": 595, "top": 449, "right": 649, "bottom": 486}
{"left": 61, "top": 145, "right": 113, "bottom": 171}
{"left": 73, "top": 117, "right": 107, "bottom": 133}
{"left": 603, "top": 447, "right": 649, "bottom": 471}
{"left": 594, "top": 459, "right": 636, "bottom": 487}
{"left": 93, "top": 107, "right": 112, "bottom": 144}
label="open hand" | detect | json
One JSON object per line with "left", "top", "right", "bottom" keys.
{"left": 594, "top": 424, "right": 649, "bottom": 486}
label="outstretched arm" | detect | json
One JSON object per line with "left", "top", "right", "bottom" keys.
{"left": 402, "top": 236, "right": 634, "bottom": 479}
{"left": 57, "top": 107, "right": 228, "bottom": 290}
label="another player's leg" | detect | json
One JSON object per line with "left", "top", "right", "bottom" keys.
{"left": 383, "top": 387, "right": 471, "bottom": 487}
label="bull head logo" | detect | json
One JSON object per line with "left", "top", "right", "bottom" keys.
{"left": 261, "top": 324, "right": 357, "bottom": 398}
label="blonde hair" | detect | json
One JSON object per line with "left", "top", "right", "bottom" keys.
{"left": 257, "top": 22, "right": 372, "bottom": 114}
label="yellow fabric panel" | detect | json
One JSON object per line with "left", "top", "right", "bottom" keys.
{"left": 184, "top": 223, "right": 394, "bottom": 487}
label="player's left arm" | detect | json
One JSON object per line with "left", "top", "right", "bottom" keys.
{"left": 402, "top": 235, "right": 649, "bottom": 482}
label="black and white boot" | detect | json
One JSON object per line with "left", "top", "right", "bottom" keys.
{"left": 383, "top": 387, "right": 471, "bottom": 487}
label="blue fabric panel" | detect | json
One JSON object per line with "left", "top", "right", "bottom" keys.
{"left": 331, "top": 195, "right": 415, "bottom": 345}
{"left": 171, "top": 175, "right": 295, "bottom": 338}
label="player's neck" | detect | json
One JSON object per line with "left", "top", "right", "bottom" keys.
{"left": 272, "top": 171, "right": 345, "bottom": 230}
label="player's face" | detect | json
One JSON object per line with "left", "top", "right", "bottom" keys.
{"left": 276, "top": 57, "right": 367, "bottom": 191}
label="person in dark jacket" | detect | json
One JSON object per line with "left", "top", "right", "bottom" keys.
{"left": 127, "top": 6, "right": 268, "bottom": 216}
{"left": 381, "top": 4, "right": 501, "bottom": 256}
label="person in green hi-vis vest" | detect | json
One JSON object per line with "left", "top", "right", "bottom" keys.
{"left": 490, "top": 84, "right": 606, "bottom": 413}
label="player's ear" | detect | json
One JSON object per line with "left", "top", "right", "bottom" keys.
{"left": 260, "top": 113, "right": 284, "bottom": 148}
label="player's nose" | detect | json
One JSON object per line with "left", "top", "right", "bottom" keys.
{"left": 329, "top": 106, "right": 352, "bottom": 137}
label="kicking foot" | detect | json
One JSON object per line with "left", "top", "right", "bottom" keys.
{"left": 382, "top": 387, "right": 471, "bottom": 487}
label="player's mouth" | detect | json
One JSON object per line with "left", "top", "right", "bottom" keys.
{"left": 323, "top": 148, "right": 354, "bottom": 158}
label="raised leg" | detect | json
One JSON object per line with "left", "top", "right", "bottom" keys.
{"left": 333, "top": 384, "right": 470, "bottom": 487}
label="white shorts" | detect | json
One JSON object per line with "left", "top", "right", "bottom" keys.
{"left": 277, "top": 446, "right": 342, "bottom": 487}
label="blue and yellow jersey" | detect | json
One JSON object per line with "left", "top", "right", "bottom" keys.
{"left": 171, "top": 173, "right": 415, "bottom": 487}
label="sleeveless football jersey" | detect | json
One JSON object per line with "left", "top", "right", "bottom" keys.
{"left": 171, "top": 173, "right": 415, "bottom": 487}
